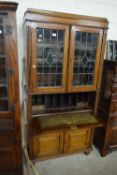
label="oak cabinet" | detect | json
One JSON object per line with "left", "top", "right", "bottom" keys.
{"left": 0, "top": 2, "right": 22, "bottom": 174}
{"left": 24, "top": 9, "right": 108, "bottom": 161}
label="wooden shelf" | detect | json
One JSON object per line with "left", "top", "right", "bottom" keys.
{"left": 32, "top": 107, "right": 92, "bottom": 117}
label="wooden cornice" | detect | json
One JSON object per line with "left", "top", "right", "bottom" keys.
{"left": 0, "top": 1, "right": 18, "bottom": 11}
{"left": 24, "top": 8, "right": 109, "bottom": 29}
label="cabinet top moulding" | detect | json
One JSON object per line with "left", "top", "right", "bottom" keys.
{"left": 0, "top": 1, "right": 18, "bottom": 11}
{"left": 24, "top": 8, "right": 108, "bottom": 29}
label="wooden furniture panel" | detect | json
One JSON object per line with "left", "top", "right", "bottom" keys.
{"left": 0, "top": 131, "right": 15, "bottom": 146}
{"left": 94, "top": 60, "right": 117, "bottom": 156}
{"left": 0, "top": 146, "right": 17, "bottom": 173}
{"left": 64, "top": 128, "right": 91, "bottom": 153}
{"left": 0, "top": 118, "right": 14, "bottom": 130}
{"left": 33, "top": 132, "right": 63, "bottom": 159}
{"left": 110, "top": 103, "right": 117, "bottom": 113}
{"left": 32, "top": 127, "right": 92, "bottom": 159}
{"left": 109, "top": 127, "right": 117, "bottom": 146}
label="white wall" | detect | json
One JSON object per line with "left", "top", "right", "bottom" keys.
{"left": 1, "top": 0, "right": 117, "bottom": 102}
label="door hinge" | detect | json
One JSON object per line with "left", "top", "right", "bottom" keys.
{"left": 5, "top": 25, "right": 12, "bottom": 35}
{"left": 9, "top": 104, "right": 16, "bottom": 111}
{"left": 8, "top": 68, "right": 14, "bottom": 76}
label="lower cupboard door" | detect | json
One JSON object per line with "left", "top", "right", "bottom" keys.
{"left": 0, "top": 146, "right": 17, "bottom": 174}
{"left": 33, "top": 132, "right": 63, "bottom": 159}
{"left": 64, "top": 128, "right": 91, "bottom": 153}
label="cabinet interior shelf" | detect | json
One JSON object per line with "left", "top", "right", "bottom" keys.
{"left": 32, "top": 93, "right": 95, "bottom": 116}
{"left": 32, "top": 108, "right": 93, "bottom": 117}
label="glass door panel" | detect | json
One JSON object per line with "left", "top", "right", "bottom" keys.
{"left": 73, "top": 32, "right": 98, "bottom": 86}
{"left": 0, "top": 26, "right": 4, "bottom": 55}
{"left": 36, "top": 29, "right": 64, "bottom": 87}
{"left": 32, "top": 23, "right": 69, "bottom": 93}
{"left": 0, "top": 25, "right": 8, "bottom": 111}
{"left": 68, "top": 26, "right": 103, "bottom": 92}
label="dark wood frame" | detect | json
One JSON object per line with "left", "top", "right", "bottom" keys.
{"left": 0, "top": 2, "right": 22, "bottom": 175}
{"left": 31, "top": 22, "right": 69, "bottom": 93}
{"left": 94, "top": 60, "right": 117, "bottom": 156}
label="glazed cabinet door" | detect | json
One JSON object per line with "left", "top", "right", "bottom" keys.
{"left": 0, "top": 15, "right": 15, "bottom": 117}
{"left": 64, "top": 128, "right": 91, "bottom": 153}
{"left": 31, "top": 22, "right": 69, "bottom": 93}
{"left": 0, "top": 13, "right": 20, "bottom": 175}
{"left": 68, "top": 26, "right": 103, "bottom": 92}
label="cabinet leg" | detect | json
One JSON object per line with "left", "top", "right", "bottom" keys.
{"left": 84, "top": 149, "right": 91, "bottom": 155}
{"left": 100, "top": 147, "right": 108, "bottom": 157}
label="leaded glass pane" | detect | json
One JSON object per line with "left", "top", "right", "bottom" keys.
{"left": 73, "top": 31, "right": 98, "bottom": 86}
{"left": 0, "top": 25, "right": 8, "bottom": 111}
{"left": 36, "top": 28, "right": 64, "bottom": 87}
